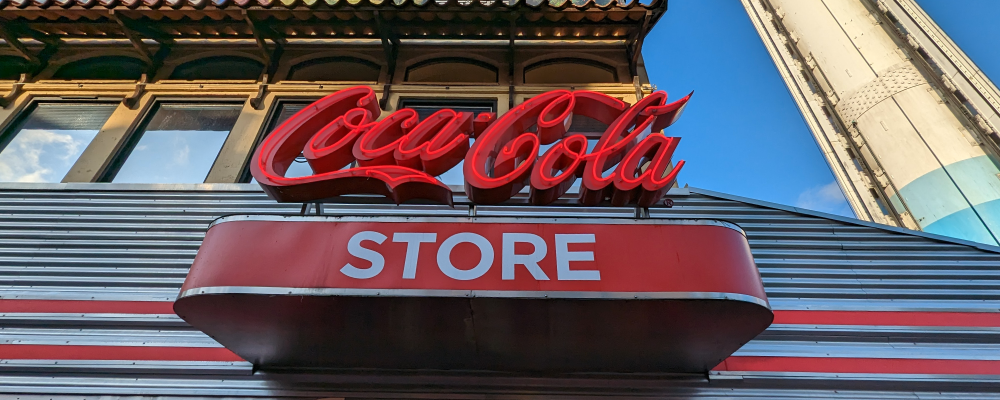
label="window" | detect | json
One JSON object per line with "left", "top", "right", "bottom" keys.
{"left": 52, "top": 56, "right": 146, "bottom": 80}
{"left": 105, "top": 103, "right": 242, "bottom": 183}
{"left": 287, "top": 57, "right": 381, "bottom": 82}
{"left": 405, "top": 58, "right": 498, "bottom": 84}
{"left": 0, "top": 56, "right": 30, "bottom": 80}
{"left": 398, "top": 98, "right": 496, "bottom": 185}
{"left": 524, "top": 59, "right": 618, "bottom": 84}
{"left": 0, "top": 103, "right": 116, "bottom": 183}
{"left": 245, "top": 100, "right": 318, "bottom": 183}
{"left": 169, "top": 56, "right": 264, "bottom": 80}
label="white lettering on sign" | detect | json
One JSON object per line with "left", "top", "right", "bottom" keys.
{"left": 341, "top": 231, "right": 598, "bottom": 281}
{"left": 392, "top": 232, "right": 437, "bottom": 279}
{"left": 437, "top": 232, "right": 495, "bottom": 280}
{"left": 341, "top": 231, "right": 387, "bottom": 279}
{"left": 502, "top": 233, "right": 549, "bottom": 280}
{"left": 555, "top": 234, "right": 600, "bottom": 281}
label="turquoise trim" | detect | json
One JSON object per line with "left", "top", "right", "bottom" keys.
{"left": 891, "top": 155, "right": 1000, "bottom": 246}
{"left": 944, "top": 155, "right": 1000, "bottom": 206}
{"left": 890, "top": 168, "right": 970, "bottom": 227}
{"left": 973, "top": 198, "right": 1000, "bottom": 244}
{"left": 923, "top": 206, "right": 998, "bottom": 246}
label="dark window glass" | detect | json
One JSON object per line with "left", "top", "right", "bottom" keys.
{"left": 398, "top": 99, "right": 496, "bottom": 185}
{"left": 288, "top": 57, "right": 380, "bottom": 82}
{"left": 52, "top": 56, "right": 146, "bottom": 80}
{"left": 0, "top": 56, "right": 31, "bottom": 80}
{"left": 0, "top": 103, "right": 116, "bottom": 182}
{"left": 170, "top": 57, "right": 264, "bottom": 80}
{"left": 405, "top": 58, "right": 498, "bottom": 84}
{"left": 524, "top": 59, "right": 618, "bottom": 84}
{"left": 108, "top": 103, "right": 242, "bottom": 183}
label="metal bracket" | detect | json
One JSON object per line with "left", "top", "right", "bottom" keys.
{"left": 375, "top": 11, "right": 400, "bottom": 110}
{"left": 123, "top": 74, "right": 148, "bottom": 109}
{"left": 112, "top": 11, "right": 173, "bottom": 79}
{"left": 250, "top": 74, "right": 270, "bottom": 110}
{"left": 632, "top": 76, "right": 643, "bottom": 101}
{"left": 0, "top": 74, "right": 27, "bottom": 109}
{"left": 244, "top": 10, "right": 286, "bottom": 83}
{"left": 112, "top": 11, "right": 153, "bottom": 65}
{"left": 626, "top": 11, "right": 653, "bottom": 78}
{"left": 0, "top": 23, "right": 39, "bottom": 66}
{"left": 508, "top": 14, "right": 517, "bottom": 110}
{"left": 0, "top": 22, "right": 60, "bottom": 77}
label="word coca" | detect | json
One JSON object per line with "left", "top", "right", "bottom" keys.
{"left": 251, "top": 86, "right": 691, "bottom": 207}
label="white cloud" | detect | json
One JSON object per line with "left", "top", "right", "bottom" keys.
{"left": 795, "top": 181, "right": 855, "bottom": 218}
{"left": 0, "top": 129, "right": 84, "bottom": 183}
{"left": 171, "top": 135, "right": 191, "bottom": 167}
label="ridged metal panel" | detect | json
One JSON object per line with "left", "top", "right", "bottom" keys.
{"left": 0, "top": 184, "right": 999, "bottom": 398}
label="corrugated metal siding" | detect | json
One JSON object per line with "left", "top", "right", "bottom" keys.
{"left": 1, "top": 185, "right": 999, "bottom": 398}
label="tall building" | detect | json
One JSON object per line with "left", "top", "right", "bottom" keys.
{"left": 742, "top": 0, "right": 1000, "bottom": 245}
{"left": 1, "top": 0, "right": 1000, "bottom": 397}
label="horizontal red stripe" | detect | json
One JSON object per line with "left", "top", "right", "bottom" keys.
{"left": 0, "top": 345, "right": 244, "bottom": 362}
{"left": 716, "top": 356, "right": 1000, "bottom": 375}
{"left": 0, "top": 300, "right": 174, "bottom": 314}
{"left": 3, "top": 301, "right": 998, "bottom": 329}
{"left": 773, "top": 310, "right": 1000, "bottom": 327}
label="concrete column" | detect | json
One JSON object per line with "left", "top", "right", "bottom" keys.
{"left": 745, "top": 0, "right": 1000, "bottom": 245}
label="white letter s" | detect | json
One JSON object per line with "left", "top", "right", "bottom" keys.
{"left": 341, "top": 231, "right": 387, "bottom": 279}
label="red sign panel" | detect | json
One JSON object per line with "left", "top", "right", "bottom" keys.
{"left": 175, "top": 216, "right": 772, "bottom": 373}
{"left": 250, "top": 87, "right": 691, "bottom": 206}
{"left": 179, "top": 217, "right": 765, "bottom": 299}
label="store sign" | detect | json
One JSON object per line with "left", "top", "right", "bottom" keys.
{"left": 175, "top": 216, "right": 773, "bottom": 373}
{"left": 250, "top": 86, "right": 690, "bottom": 206}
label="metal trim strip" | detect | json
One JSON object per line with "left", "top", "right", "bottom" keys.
{"left": 207, "top": 214, "right": 749, "bottom": 237}
{"left": 716, "top": 356, "right": 1000, "bottom": 375}
{"left": 176, "top": 286, "right": 771, "bottom": 309}
{"left": 710, "top": 370, "right": 1000, "bottom": 382}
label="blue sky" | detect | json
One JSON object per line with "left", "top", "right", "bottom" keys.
{"left": 642, "top": 0, "right": 1000, "bottom": 218}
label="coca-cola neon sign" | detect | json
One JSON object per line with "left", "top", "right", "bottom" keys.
{"left": 251, "top": 86, "right": 691, "bottom": 207}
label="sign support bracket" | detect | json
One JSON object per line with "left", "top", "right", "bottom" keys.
{"left": 626, "top": 11, "right": 653, "bottom": 78}
{"left": 375, "top": 11, "right": 400, "bottom": 111}
{"left": 508, "top": 15, "right": 517, "bottom": 110}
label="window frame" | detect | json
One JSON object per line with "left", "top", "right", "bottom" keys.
{"left": 99, "top": 98, "right": 247, "bottom": 184}
{"left": 0, "top": 97, "right": 121, "bottom": 183}
{"left": 397, "top": 97, "right": 498, "bottom": 118}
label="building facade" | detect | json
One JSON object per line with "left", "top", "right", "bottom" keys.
{"left": 743, "top": 0, "right": 1000, "bottom": 246}
{"left": 1, "top": 0, "right": 1000, "bottom": 398}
